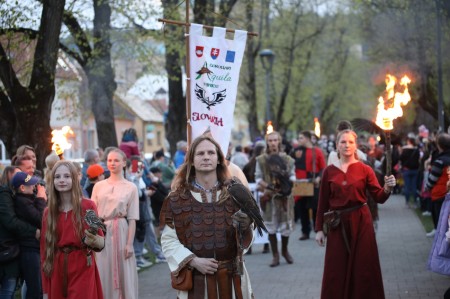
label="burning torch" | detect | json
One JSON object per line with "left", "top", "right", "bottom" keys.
{"left": 314, "top": 117, "right": 321, "bottom": 138}
{"left": 51, "top": 126, "right": 74, "bottom": 160}
{"left": 266, "top": 121, "right": 274, "bottom": 135}
{"left": 375, "top": 74, "right": 411, "bottom": 175}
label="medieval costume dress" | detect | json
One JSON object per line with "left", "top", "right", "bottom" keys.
{"left": 91, "top": 179, "right": 139, "bottom": 299}
{"left": 40, "top": 199, "right": 104, "bottom": 299}
{"left": 160, "top": 186, "right": 254, "bottom": 299}
{"left": 315, "top": 162, "right": 390, "bottom": 299}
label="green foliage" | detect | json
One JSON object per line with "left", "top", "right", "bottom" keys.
{"left": 247, "top": 2, "right": 380, "bottom": 135}
{"left": 236, "top": 0, "right": 450, "bottom": 137}
{"left": 350, "top": 0, "right": 450, "bottom": 131}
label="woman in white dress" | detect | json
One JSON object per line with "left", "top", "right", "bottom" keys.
{"left": 91, "top": 148, "right": 139, "bottom": 299}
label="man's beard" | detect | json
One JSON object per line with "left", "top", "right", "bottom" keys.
{"left": 269, "top": 146, "right": 279, "bottom": 154}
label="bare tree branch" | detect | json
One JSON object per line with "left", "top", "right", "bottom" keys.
{"left": 0, "top": 44, "right": 22, "bottom": 97}
{"left": 62, "top": 10, "right": 92, "bottom": 66}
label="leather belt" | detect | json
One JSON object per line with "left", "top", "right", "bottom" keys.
{"left": 58, "top": 246, "right": 82, "bottom": 298}
{"left": 333, "top": 203, "right": 367, "bottom": 253}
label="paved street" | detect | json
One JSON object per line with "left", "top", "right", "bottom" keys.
{"left": 138, "top": 195, "right": 450, "bottom": 298}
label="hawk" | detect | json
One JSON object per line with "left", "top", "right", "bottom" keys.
{"left": 226, "top": 177, "right": 268, "bottom": 236}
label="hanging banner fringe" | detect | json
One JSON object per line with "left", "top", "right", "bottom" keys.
{"left": 189, "top": 23, "right": 247, "bottom": 155}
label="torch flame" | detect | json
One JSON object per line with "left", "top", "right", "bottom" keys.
{"left": 266, "top": 121, "right": 274, "bottom": 135}
{"left": 314, "top": 117, "right": 321, "bottom": 138}
{"left": 375, "top": 74, "right": 411, "bottom": 130}
{"left": 51, "top": 126, "right": 74, "bottom": 156}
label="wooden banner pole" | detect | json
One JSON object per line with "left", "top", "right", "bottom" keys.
{"left": 184, "top": 2, "right": 192, "bottom": 145}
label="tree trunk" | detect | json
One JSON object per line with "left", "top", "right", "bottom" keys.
{"left": 89, "top": 0, "right": 118, "bottom": 149}
{"left": 0, "top": 0, "right": 65, "bottom": 170}
{"left": 163, "top": 0, "right": 187, "bottom": 157}
{"left": 243, "top": 0, "right": 261, "bottom": 141}
{"left": 12, "top": 90, "right": 53, "bottom": 170}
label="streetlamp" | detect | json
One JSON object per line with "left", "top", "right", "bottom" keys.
{"left": 259, "top": 49, "right": 275, "bottom": 124}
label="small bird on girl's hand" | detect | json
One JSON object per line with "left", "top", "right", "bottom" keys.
{"left": 84, "top": 209, "right": 106, "bottom": 235}
{"left": 225, "top": 177, "right": 268, "bottom": 236}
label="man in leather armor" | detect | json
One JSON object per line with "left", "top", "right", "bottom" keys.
{"left": 255, "top": 131, "right": 296, "bottom": 267}
{"left": 160, "top": 135, "right": 254, "bottom": 299}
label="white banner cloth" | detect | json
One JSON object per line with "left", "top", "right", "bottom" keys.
{"left": 189, "top": 23, "right": 247, "bottom": 155}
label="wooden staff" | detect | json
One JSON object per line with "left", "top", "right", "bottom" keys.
{"left": 385, "top": 130, "right": 392, "bottom": 176}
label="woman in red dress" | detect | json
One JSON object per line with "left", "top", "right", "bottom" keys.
{"left": 40, "top": 161, "right": 105, "bottom": 299}
{"left": 315, "top": 130, "right": 396, "bottom": 299}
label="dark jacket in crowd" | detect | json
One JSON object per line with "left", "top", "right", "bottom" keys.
{"left": 14, "top": 192, "right": 46, "bottom": 249}
{"left": 0, "top": 186, "right": 36, "bottom": 280}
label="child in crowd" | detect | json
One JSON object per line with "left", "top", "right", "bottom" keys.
{"left": 85, "top": 164, "right": 105, "bottom": 198}
{"left": 12, "top": 172, "right": 47, "bottom": 299}
{"left": 40, "top": 161, "right": 105, "bottom": 298}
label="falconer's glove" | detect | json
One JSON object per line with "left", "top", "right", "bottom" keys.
{"left": 232, "top": 210, "right": 252, "bottom": 232}
{"left": 83, "top": 230, "right": 105, "bottom": 251}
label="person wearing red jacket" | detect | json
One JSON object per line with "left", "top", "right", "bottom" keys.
{"left": 293, "top": 131, "right": 326, "bottom": 240}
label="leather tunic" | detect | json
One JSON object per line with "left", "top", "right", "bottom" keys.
{"left": 161, "top": 189, "right": 239, "bottom": 261}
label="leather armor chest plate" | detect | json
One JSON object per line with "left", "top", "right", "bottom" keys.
{"left": 167, "top": 190, "right": 239, "bottom": 260}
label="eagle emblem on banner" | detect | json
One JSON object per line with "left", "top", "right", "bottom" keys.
{"left": 195, "top": 84, "right": 226, "bottom": 110}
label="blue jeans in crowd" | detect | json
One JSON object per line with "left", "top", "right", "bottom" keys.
{"left": 133, "top": 199, "right": 164, "bottom": 259}
{"left": 402, "top": 169, "right": 419, "bottom": 204}
{"left": 0, "top": 277, "right": 17, "bottom": 299}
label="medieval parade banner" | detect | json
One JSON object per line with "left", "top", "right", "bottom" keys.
{"left": 189, "top": 23, "right": 247, "bottom": 155}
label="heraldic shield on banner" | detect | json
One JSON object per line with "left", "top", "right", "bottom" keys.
{"left": 189, "top": 23, "right": 248, "bottom": 155}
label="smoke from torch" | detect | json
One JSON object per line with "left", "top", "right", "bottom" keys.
{"left": 51, "top": 126, "right": 74, "bottom": 160}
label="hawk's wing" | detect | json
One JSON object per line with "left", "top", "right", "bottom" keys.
{"left": 226, "top": 177, "right": 268, "bottom": 236}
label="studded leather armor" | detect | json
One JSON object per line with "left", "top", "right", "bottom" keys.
{"left": 161, "top": 189, "right": 239, "bottom": 260}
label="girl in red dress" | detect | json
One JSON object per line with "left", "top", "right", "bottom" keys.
{"left": 315, "top": 130, "right": 396, "bottom": 299}
{"left": 40, "top": 161, "right": 105, "bottom": 299}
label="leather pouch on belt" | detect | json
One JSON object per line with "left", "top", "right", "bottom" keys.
{"left": 171, "top": 266, "right": 194, "bottom": 291}
{"left": 323, "top": 210, "right": 340, "bottom": 236}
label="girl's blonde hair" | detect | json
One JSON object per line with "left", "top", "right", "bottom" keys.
{"left": 42, "top": 161, "right": 83, "bottom": 276}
